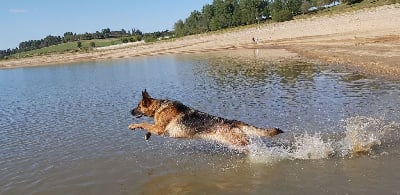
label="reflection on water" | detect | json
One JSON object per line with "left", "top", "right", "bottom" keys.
{"left": 1, "top": 52, "right": 400, "bottom": 194}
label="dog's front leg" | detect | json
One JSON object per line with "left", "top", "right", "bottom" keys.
{"left": 128, "top": 123, "right": 164, "bottom": 135}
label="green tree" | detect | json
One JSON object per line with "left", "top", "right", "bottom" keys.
{"left": 209, "top": 0, "right": 238, "bottom": 30}
{"left": 232, "top": 3, "right": 242, "bottom": 26}
{"left": 271, "top": 9, "right": 293, "bottom": 22}
{"left": 239, "top": 0, "right": 260, "bottom": 25}
{"left": 63, "top": 32, "right": 75, "bottom": 42}
{"left": 270, "top": 0, "right": 301, "bottom": 21}
{"left": 81, "top": 32, "right": 93, "bottom": 40}
{"left": 287, "top": 0, "right": 302, "bottom": 15}
{"left": 174, "top": 19, "right": 185, "bottom": 37}
{"left": 173, "top": 0, "right": 272, "bottom": 35}
{"left": 40, "top": 35, "right": 62, "bottom": 48}
{"left": 184, "top": 10, "right": 203, "bottom": 35}
{"left": 200, "top": 4, "right": 214, "bottom": 32}
{"left": 102, "top": 28, "right": 111, "bottom": 38}
{"left": 94, "top": 31, "right": 104, "bottom": 39}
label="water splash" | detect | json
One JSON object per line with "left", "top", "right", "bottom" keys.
{"left": 291, "top": 132, "right": 334, "bottom": 159}
{"left": 247, "top": 116, "right": 399, "bottom": 164}
{"left": 338, "top": 116, "right": 385, "bottom": 156}
{"left": 247, "top": 132, "right": 334, "bottom": 164}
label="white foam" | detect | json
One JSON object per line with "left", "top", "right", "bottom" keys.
{"left": 247, "top": 137, "right": 290, "bottom": 165}
{"left": 290, "top": 132, "right": 334, "bottom": 159}
{"left": 246, "top": 116, "right": 395, "bottom": 164}
{"left": 338, "top": 116, "right": 384, "bottom": 156}
{"left": 247, "top": 132, "right": 333, "bottom": 164}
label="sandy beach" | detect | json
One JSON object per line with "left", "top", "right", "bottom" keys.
{"left": 1, "top": 4, "right": 399, "bottom": 78}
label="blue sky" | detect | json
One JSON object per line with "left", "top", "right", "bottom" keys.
{"left": 1, "top": 0, "right": 212, "bottom": 50}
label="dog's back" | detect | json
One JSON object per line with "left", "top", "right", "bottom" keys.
{"left": 162, "top": 100, "right": 282, "bottom": 146}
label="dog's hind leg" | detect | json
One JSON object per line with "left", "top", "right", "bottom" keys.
{"left": 195, "top": 129, "right": 249, "bottom": 147}
{"left": 226, "top": 132, "right": 249, "bottom": 146}
{"left": 240, "top": 126, "right": 283, "bottom": 137}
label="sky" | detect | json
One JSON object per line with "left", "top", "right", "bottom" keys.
{"left": 1, "top": 0, "right": 213, "bottom": 50}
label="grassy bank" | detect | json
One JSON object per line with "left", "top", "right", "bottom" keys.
{"left": 10, "top": 39, "right": 122, "bottom": 59}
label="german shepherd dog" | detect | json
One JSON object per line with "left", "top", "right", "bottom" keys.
{"left": 128, "top": 90, "right": 283, "bottom": 147}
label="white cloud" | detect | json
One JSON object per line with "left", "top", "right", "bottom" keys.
{"left": 9, "top": 9, "right": 27, "bottom": 13}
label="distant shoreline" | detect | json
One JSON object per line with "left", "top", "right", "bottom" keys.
{"left": 1, "top": 4, "right": 399, "bottom": 79}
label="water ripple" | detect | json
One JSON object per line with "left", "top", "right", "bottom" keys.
{"left": 0, "top": 55, "right": 400, "bottom": 194}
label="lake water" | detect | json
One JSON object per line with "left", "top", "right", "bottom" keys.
{"left": 1, "top": 51, "right": 400, "bottom": 194}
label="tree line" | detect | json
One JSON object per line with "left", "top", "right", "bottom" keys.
{"left": 1, "top": 0, "right": 347, "bottom": 60}
{"left": 0, "top": 28, "right": 144, "bottom": 59}
{"left": 174, "top": 0, "right": 339, "bottom": 37}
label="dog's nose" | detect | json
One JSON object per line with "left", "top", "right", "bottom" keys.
{"left": 131, "top": 108, "right": 143, "bottom": 118}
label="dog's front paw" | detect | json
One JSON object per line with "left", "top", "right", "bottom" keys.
{"left": 128, "top": 124, "right": 140, "bottom": 130}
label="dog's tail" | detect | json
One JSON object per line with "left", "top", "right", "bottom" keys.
{"left": 241, "top": 126, "right": 284, "bottom": 137}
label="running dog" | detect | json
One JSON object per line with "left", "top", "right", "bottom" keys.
{"left": 128, "top": 90, "right": 283, "bottom": 147}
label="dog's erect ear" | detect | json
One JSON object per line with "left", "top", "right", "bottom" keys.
{"left": 141, "top": 89, "right": 151, "bottom": 107}
{"left": 142, "top": 89, "right": 151, "bottom": 99}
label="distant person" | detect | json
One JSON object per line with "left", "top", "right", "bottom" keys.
{"left": 252, "top": 37, "right": 258, "bottom": 44}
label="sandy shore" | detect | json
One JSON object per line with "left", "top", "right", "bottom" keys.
{"left": 1, "top": 4, "right": 399, "bottom": 78}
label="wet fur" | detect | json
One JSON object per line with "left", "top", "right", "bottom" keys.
{"left": 129, "top": 90, "right": 283, "bottom": 147}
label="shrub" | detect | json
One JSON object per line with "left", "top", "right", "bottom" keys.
{"left": 121, "top": 37, "right": 129, "bottom": 43}
{"left": 342, "top": 0, "right": 363, "bottom": 4}
{"left": 89, "top": 42, "right": 96, "bottom": 48}
{"left": 271, "top": 10, "right": 293, "bottom": 22}
{"left": 128, "top": 35, "right": 142, "bottom": 42}
{"left": 143, "top": 36, "right": 157, "bottom": 43}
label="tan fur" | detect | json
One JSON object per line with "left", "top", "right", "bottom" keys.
{"left": 129, "top": 90, "right": 283, "bottom": 147}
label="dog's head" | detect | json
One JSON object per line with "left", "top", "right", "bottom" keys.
{"left": 131, "top": 89, "right": 158, "bottom": 118}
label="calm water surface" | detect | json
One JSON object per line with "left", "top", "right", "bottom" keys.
{"left": 1, "top": 52, "right": 400, "bottom": 194}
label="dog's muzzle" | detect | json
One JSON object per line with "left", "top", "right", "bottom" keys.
{"left": 131, "top": 108, "right": 144, "bottom": 118}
